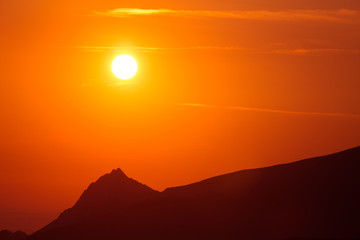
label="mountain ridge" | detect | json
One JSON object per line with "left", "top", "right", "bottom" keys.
{"left": 0, "top": 230, "right": 27, "bottom": 240}
{"left": 163, "top": 146, "right": 360, "bottom": 192}
{"left": 27, "top": 146, "right": 360, "bottom": 240}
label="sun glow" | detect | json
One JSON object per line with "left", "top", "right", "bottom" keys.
{"left": 111, "top": 55, "right": 138, "bottom": 80}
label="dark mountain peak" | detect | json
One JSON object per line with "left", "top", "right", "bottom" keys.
{"left": 95, "top": 168, "right": 129, "bottom": 184}
{"left": 73, "top": 169, "right": 158, "bottom": 209}
{"left": 39, "top": 169, "right": 160, "bottom": 233}
{"left": 110, "top": 168, "right": 127, "bottom": 177}
{"left": 80, "top": 168, "right": 129, "bottom": 190}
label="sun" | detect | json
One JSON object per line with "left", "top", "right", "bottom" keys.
{"left": 111, "top": 55, "right": 138, "bottom": 80}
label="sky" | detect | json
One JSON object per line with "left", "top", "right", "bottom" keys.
{"left": 1, "top": 0, "right": 360, "bottom": 233}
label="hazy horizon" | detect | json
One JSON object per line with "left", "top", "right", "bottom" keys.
{"left": 1, "top": 0, "right": 360, "bottom": 234}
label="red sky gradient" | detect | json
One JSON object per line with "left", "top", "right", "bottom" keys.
{"left": 1, "top": 0, "right": 360, "bottom": 233}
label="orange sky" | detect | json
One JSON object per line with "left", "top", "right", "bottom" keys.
{"left": 1, "top": 0, "right": 360, "bottom": 233}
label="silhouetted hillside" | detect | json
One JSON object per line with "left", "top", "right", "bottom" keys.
{"left": 27, "top": 147, "right": 360, "bottom": 240}
{"left": 38, "top": 168, "right": 159, "bottom": 232}
{"left": 0, "top": 230, "right": 27, "bottom": 240}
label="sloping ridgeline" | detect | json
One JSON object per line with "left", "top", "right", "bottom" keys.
{"left": 27, "top": 147, "right": 360, "bottom": 240}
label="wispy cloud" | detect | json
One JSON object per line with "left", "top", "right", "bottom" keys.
{"left": 75, "top": 46, "right": 166, "bottom": 53}
{"left": 271, "top": 48, "right": 360, "bottom": 55}
{"left": 92, "top": 8, "right": 358, "bottom": 22}
{"left": 75, "top": 45, "right": 360, "bottom": 55}
{"left": 74, "top": 46, "right": 250, "bottom": 53}
{"left": 179, "top": 103, "right": 360, "bottom": 119}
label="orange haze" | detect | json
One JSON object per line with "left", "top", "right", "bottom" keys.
{"left": 1, "top": 0, "right": 360, "bottom": 233}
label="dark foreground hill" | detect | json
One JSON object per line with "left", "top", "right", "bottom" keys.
{"left": 0, "top": 230, "right": 27, "bottom": 240}
{"left": 27, "top": 147, "right": 360, "bottom": 240}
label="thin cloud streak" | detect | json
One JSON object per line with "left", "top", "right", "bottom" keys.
{"left": 74, "top": 46, "right": 250, "bottom": 53}
{"left": 272, "top": 48, "right": 360, "bottom": 55}
{"left": 75, "top": 46, "right": 360, "bottom": 55}
{"left": 93, "top": 8, "right": 358, "bottom": 22}
{"left": 179, "top": 103, "right": 360, "bottom": 119}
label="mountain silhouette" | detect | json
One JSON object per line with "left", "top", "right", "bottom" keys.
{"left": 26, "top": 147, "right": 360, "bottom": 240}
{"left": 0, "top": 230, "right": 27, "bottom": 240}
{"left": 37, "top": 168, "right": 159, "bottom": 232}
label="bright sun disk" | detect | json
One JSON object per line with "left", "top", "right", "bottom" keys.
{"left": 111, "top": 55, "right": 138, "bottom": 80}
